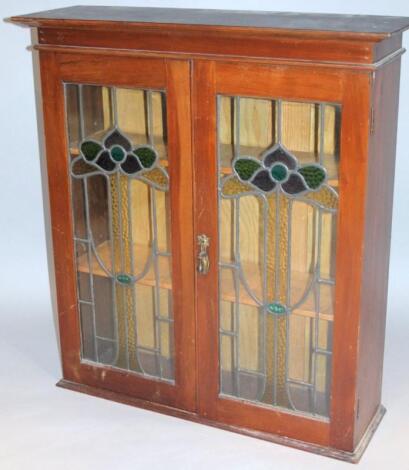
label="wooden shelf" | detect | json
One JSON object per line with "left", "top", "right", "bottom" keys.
{"left": 220, "top": 262, "right": 333, "bottom": 322}
{"left": 77, "top": 241, "right": 333, "bottom": 322}
{"left": 77, "top": 241, "right": 172, "bottom": 290}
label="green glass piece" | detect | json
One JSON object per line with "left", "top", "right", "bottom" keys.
{"left": 234, "top": 159, "right": 261, "bottom": 181}
{"left": 298, "top": 165, "right": 326, "bottom": 189}
{"left": 116, "top": 273, "right": 132, "bottom": 284}
{"left": 270, "top": 163, "right": 288, "bottom": 182}
{"left": 81, "top": 141, "right": 102, "bottom": 161}
{"left": 110, "top": 145, "right": 125, "bottom": 162}
{"left": 134, "top": 147, "right": 156, "bottom": 168}
{"left": 267, "top": 302, "right": 287, "bottom": 315}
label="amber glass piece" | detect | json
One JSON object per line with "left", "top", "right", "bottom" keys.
{"left": 71, "top": 158, "right": 98, "bottom": 176}
{"left": 263, "top": 193, "right": 290, "bottom": 407}
{"left": 221, "top": 176, "right": 253, "bottom": 196}
{"left": 304, "top": 184, "right": 338, "bottom": 210}
{"left": 141, "top": 167, "right": 168, "bottom": 189}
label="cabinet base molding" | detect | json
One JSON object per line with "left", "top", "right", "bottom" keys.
{"left": 57, "top": 379, "right": 385, "bottom": 463}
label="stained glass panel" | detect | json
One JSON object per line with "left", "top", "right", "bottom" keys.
{"left": 218, "top": 95, "right": 340, "bottom": 418}
{"left": 65, "top": 83, "right": 174, "bottom": 383}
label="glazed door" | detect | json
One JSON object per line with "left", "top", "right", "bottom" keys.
{"left": 41, "top": 52, "right": 195, "bottom": 411}
{"left": 194, "top": 60, "right": 370, "bottom": 447}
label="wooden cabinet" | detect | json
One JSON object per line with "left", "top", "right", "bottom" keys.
{"left": 9, "top": 6, "right": 409, "bottom": 462}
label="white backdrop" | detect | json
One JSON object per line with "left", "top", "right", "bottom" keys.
{"left": 1, "top": 1, "right": 408, "bottom": 469}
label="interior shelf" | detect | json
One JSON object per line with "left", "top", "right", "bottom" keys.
{"left": 77, "top": 241, "right": 172, "bottom": 290}
{"left": 77, "top": 241, "right": 333, "bottom": 322}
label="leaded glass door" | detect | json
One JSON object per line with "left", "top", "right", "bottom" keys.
{"left": 47, "top": 53, "right": 195, "bottom": 411}
{"left": 194, "top": 60, "right": 355, "bottom": 443}
{"left": 217, "top": 96, "right": 339, "bottom": 418}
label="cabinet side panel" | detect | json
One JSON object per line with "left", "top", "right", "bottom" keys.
{"left": 355, "top": 58, "right": 402, "bottom": 445}
{"left": 31, "top": 30, "right": 61, "bottom": 359}
{"left": 329, "top": 71, "right": 371, "bottom": 452}
{"left": 38, "top": 50, "right": 82, "bottom": 381}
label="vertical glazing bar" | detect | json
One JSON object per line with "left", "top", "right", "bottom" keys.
{"left": 231, "top": 96, "right": 241, "bottom": 395}
{"left": 217, "top": 95, "right": 222, "bottom": 386}
{"left": 285, "top": 199, "right": 296, "bottom": 410}
{"left": 83, "top": 178, "right": 99, "bottom": 361}
{"left": 233, "top": 198, "right": 241, "bottom": 396}
{"left": 151, "top": 187, "right": 163, "bottom": 378}
{"left": 273, "top": 99, "right": 283, "bottom": 405}
{"left": 272, "top": 190, "right": 280, "bottom": 404}
{"left": 78, "top": 84, "right": 85, "bottom": 140}
{"left": 307, "top": 219, "right": 316, "bottom": 411}
{"left": 146, "top": 89, "right": 163, "bottom": 377}
{"left": 146, "top": 90, "right": 154, "bottom": 147}
{"left": 107, "top": 86, "right": 124, "bottom": 367}
{"left": 105, "top": 173, "right": 120, "bottom": 366}
{"left": 234, "top": 97, "right": 241, "bottom": 157}
{"left": 116, "top": 170, "right": 130, "bottom": 369}
{"left": 276, "top": 99, "right": 282, "bottom": 144}
{"left": 217, "top": 96, "right": 229, "bottom": 390}
{"left": 259, "top": 194, "right": 268, "bottom": 400}
{"left": 312, "top": 210, "right": 323, "bottom": 414}
{"left": 319, "top": 104, "right": 325, "bottom": 166}
{"left": 127, "top": 177, "right": 142, "bottom": 372}
{"left": 107, "top": 85, "right": 130, "bottom": 370}
{"left": 110, "top": 87, "right": 118, "bottom": 127}
{"left": 311, "top": 106, "right": 326, "bottom": 413}
{"left": 78, "top": 85, "right": 99, "bottom": 361}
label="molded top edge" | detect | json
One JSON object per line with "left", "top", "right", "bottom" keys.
{"left": 8, "top": 6, "right": 409, "bottom": 38}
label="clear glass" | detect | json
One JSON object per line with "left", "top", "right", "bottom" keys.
{"left": 218, "top": 95, "right": 340, "bottom": 418}
{"left": 65, "top": 84, "right": 174, "bottom": 382}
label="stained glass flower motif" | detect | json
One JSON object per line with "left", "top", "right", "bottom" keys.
{"left": 233, "top": 144, "right": 326, "bottom": 195}
{"left": 71, "top": 128, "right": 168, "bottom": 191}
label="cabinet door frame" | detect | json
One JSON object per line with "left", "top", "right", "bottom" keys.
{"left": 193, "top": 59, "right": 372, "bottom": 450}
{"left": 39, "top": 50, "right": 196, "bottom": 412}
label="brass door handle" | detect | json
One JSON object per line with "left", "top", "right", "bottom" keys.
{"left": 197, "top": 234, "right": 210, "bottom": 275}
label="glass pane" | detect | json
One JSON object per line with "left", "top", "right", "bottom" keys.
{"left": 65, "top": 83, "right": 174, "bottom": 383}
{"left": 218, "top": 95, "right": 340, "bottom": 418}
